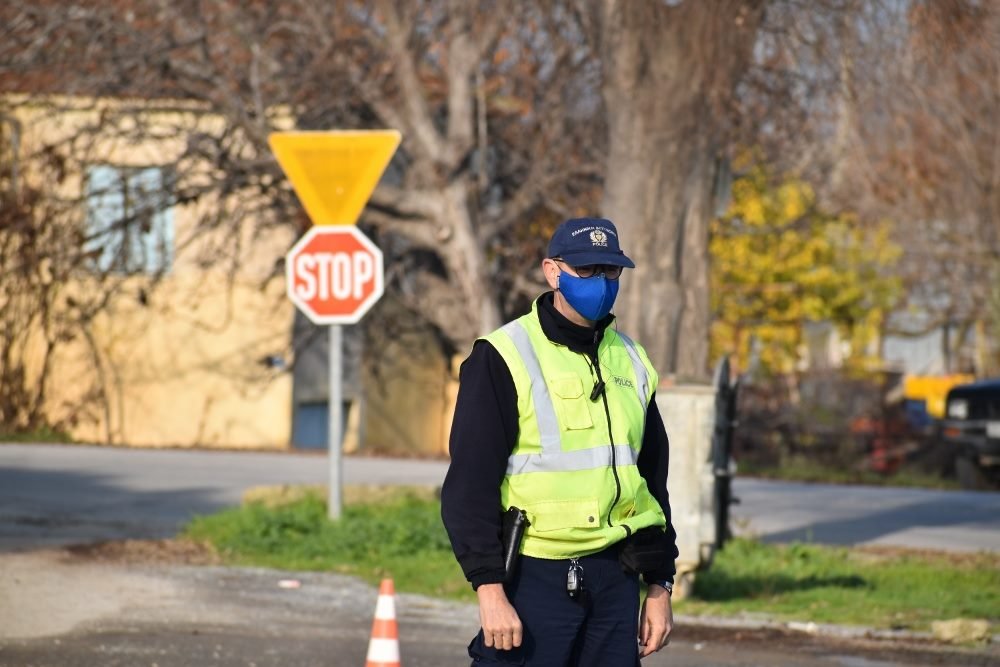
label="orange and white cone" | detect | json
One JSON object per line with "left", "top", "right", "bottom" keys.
{"left": 365, "top": 578, "right": 401, "bottom": 667}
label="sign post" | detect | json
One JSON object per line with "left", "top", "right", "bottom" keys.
{"left": 329, "top": 325, "right": 342, "bottom": 518}
{"left": 269, "top": 130, "right": 401, "bottom": 519}
{"left": 285, "top": 225, "right": 386, "bottom": 518}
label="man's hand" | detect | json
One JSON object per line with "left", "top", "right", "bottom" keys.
{"left": 638, "top": 584, "right": 673, "bottom": 658}
{"left": 476, "top": 583, "right": 523, "bottom": 651}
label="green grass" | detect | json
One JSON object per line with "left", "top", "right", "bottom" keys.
{"left": 184, "top": 486, "right": 472, "bottom": 599}
{"left": 185, "top": 488, "right": 999, "bottom": 632}
{"left": 0, "top": 426, "right": 73, "bottom": 443}
{"left": 683, "top": 538, "right": 999, "bottom": 630}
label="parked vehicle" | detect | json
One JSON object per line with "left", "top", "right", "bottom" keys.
{"left": 941, "top": 378, "right": 1000, "bottom": 490}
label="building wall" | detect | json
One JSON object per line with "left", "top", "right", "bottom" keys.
{"left": 10, "top": 96, "right": 298, "bottom": 449}
{"left": 50, "top": 274, "right": 296, "bottom": 448}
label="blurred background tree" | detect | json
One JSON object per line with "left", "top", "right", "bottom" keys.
{"left": 0, "top": 102, "right": 121, "bottom": 438}
{"left": 828, "top": 0, "right": 1000, "bottom": 375}
{"left": 0, "top": 0, "right": 606, "bottom": 352}
{"left": 600, "top": 0, "right": 764, "bottom": 379}
{"left": 711, "top": 162, "right": 901, "bottom": 376}
{"left": 0, "top": 0, "right": 836, "bottom": 378}
{"left": 0, "top": 0, "right": 997, "bottom": 452}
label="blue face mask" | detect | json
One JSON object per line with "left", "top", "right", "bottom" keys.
{"left": 558, "top": 271, "right": 620, "bottom": 321}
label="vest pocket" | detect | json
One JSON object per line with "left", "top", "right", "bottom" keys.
{"left": 526, "top": 498, "right": 600, "bottom": 532}
{"left": 549, "top": 375, "right": 594, "bottom": 430}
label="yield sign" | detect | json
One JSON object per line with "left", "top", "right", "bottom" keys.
{"left": 286, "top": 226, "right": 384, "bottom": 325}
{"left": 268, "top": 130, "right": 401, "bottom": 226}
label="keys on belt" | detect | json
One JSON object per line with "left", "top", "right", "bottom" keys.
{"left": 566, "top": 558, "right": 585, "bottom": 599}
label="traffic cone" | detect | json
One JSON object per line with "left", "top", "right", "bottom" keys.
{"left": 365, "top": 578, "right": 401, "bottom": 667}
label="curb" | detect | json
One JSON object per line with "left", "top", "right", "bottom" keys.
{"left": 675, "top": 613, "right": 999, "bottom": 648}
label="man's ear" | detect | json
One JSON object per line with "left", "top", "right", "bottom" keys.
{"left": 542, "top": 258, "right": 560, "bottom": 290}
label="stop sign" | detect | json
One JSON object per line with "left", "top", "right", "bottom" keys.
{"left": 286, "top": 226, "right": 384, "bottom": 324}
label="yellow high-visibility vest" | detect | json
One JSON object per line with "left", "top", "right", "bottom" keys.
{"left": 481, "top": 301, "right": 666, "bottom": 559}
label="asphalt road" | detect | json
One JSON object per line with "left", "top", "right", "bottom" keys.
{"left": 0, "top": 443, "right": 997, "bottom": 553}
{"left": 1, "top": 443, "right": 998, "bottom": 667}
{"left": 1, "top": 551, "right": 993, "bottom": 667}
{"left": 730, "top": 478, "right": 1000, "bottom": 553}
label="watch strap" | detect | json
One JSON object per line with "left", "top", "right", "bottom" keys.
{"left": 653, "top": 580, "right": 673, "bottom": 595}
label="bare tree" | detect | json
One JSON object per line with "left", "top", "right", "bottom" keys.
{"left": 9, "top": 0, "right": 989, "bottom": 445}
{"left": 833, "top": 0, "right": 1000, "bottom": 373}
{"left": 600, "top": 0, "right": 765, "bottom": 380}
{"left": 2, "top": 0, "right": 606, "bottom": 343}
{"left": 1, "top": 0, "right": 614, "bottom": 440}
{"left": 0, "top": 98, "right": 132, "bottom": 438}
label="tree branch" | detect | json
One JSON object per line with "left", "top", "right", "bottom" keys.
{"left": 362, "top": 209, "right": 440, "bottom": 249}
{"left": 376, "top": 0, "right": 445, "bottom": 164}
{"left": 368, "top": 184, "right": 442, "bottom": 220}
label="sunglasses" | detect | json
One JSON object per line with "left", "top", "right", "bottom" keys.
{"left": 554, "top": 259, "right": 624, "bottom": 280}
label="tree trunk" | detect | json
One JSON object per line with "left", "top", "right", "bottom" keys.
{"left": 600, "top": 0, "right": 762, "bottom": 381}
{"left": 441, "top": 181, "right": 503, "bottom": 340}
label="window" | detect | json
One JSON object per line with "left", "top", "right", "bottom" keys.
{"left": 84, "top": 165, "right": 175, "bottom": 274}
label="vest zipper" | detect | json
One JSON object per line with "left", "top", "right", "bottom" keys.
{"left": 589, "top": 351, "right": 623, "bottom": 530}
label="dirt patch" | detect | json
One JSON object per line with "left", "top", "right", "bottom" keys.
{"left": 241, "top": 483, "right": 440, "bottom": 508}
{"left": 64, "top": 538, "right": 221, "bottom": 566}
{"left": 850, "top": 544, "right": 999, "bottom": 567}
{"left": 678, "top": 623, "right": 998, "bottom": 666}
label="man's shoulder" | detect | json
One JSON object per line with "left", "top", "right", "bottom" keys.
{"left": 458, "top": 339, "right": 518, "bottom": 398}
{"left": 481, "top": 310, "right": 539, "bottom": 342}
{"left": 466, "top": 338, "right": 501, "bottom": 362}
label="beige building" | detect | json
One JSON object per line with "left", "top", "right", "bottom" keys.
{"left": 3, "top": 95, "right": 456, "bottom": 455}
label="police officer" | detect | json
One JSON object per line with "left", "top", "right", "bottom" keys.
{"left": 441, "top": 217, "right": 678, "bottom": 666}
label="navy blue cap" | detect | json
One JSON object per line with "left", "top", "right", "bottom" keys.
{"left": 547, "top": 217, "right": 635, "bottom": 268}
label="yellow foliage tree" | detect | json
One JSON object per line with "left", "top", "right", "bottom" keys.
{"left": 711, "top": 165, "right": 901, "bottom": 376}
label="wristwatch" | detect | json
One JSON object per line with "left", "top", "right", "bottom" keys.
{"left": 652, "top": 580, "right": 673, "bottom": 595}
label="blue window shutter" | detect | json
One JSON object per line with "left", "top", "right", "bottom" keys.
{"left": 84, "top": 165, "right": 174, "bottom": 274}
{"left": 84, "top": 165, "right": 125, "bottom": 272}
{"left": 128, "top": 167, "right": 174, "bottom": 273}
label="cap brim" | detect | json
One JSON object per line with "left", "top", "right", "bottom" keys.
{"left": 558, "top": 250, "right": 635, "bottom": 269}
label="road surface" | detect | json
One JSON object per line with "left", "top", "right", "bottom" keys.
{"left": 1, "top": 444, "right": 997, "bottom": 667}
{"left": 1, "top": 443, "right": 997, "bottom": 553}
{"left": 1, "top": 549, "right": 994, "bottom": 667}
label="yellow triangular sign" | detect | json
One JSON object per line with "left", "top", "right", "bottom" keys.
{"left": 268, "top": 130, "right": 401, "bottom": 226}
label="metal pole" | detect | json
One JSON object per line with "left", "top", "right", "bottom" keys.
{"left": 328, "top": 324, "right": 343, "bottom": 520}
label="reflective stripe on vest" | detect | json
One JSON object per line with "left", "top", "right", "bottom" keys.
{"left": 501, "top": 320, "right": 561, "bottom": 455}
{"left": 615, "top": 331, "right": 650, "bottom": 417}
{"left": 501, "top": 320, "right": 643, "bottom": 476}
{"left": 507, "top": 443, "right": 639, "bottom": 475}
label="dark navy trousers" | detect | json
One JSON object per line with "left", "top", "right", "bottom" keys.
{"left": 468, "top": 545, "right": 640, "bottom": 667}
